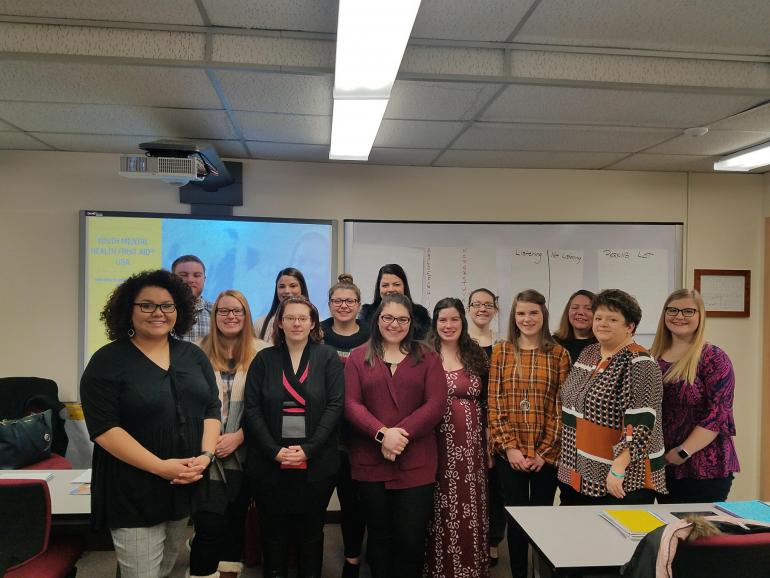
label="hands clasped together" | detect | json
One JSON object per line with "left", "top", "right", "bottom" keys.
{"left": 381, "top": 427, "right": 410, "bottom": 462}
{"left": 156, "top": 455, "right": 211, "bottom": 485}
{"left": 505, "top": 448, "right": 545, "bottom": 472}
{"left": 275, "top": 445, "right": 308, "bottom": 467}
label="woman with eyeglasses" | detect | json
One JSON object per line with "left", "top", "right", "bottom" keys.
{"left": 255, "top": 267, "right": 309, "bottom": 344}
{"left": 244, "top": 296, "right": 344, "bottom": 578}
{"left": 650, "top": 289, "right": 739, "bottom": 503}
{"left": 189, "top": 290, "right": 266, "bottom": 578}
{"left": 358, "top": 263, "right": 431, "bottom": 341}
{"left": 553, "top": 289, "right": 597, "bottom": 363}
{"left": 80, "top": 270, "right": 221, "bottom": 578}
{"left": 466, "top": 288, "right": 505, "bottom": 568}
{"left": 424, "top": 298, "right": 490, "bottom": 578}
{"left": 320, "top": 274, "right": 370, "bottom": 578}
{"left": 488, "top": 290, "right": 570, "bottom": 578}
{"left": 345, "top": 293, "right": 447, "bottom": 578}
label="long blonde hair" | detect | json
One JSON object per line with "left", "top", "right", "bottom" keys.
{"left": 199, "top": 290, "right": 259, "bottom": 373}
{"left": 650, "top": 289, "right": 706, "bottom": 385}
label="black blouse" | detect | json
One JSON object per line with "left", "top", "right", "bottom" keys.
{"left": 80, "top": 338, "right": 221, "bottom": 529}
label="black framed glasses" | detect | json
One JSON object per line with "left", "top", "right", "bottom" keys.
{"left": 216, "top": 307, "right": 245, "bottom": 317}
{"left": 380, "top": 314, "right": 411, "bottom": 326}
{"left": 330, "top": 298, "right": 359, "bottom": 307}
{"left": 134, "top": 302, "right": 176, "bottom": 314}
{"left": 665, "top": 307, "right": 697, "bottom": 318}
{"left": 469, "top": 301, "right": 497, "bottom": 310}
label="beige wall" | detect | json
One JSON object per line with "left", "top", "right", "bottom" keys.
{"left": 0, "top": 150, "right": 764, "bottom": 498}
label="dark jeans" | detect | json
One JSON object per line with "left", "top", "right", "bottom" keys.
{"left": 358, "top": 482, "right": 434, "bottom": 578}
{"left": 337, "top": 450, "right": 366, "bottom": 559}
{"left": 496, "top": 456, "right": 558, "bottom": 578}
{"left": 488, "top": 463, "right": 507, "bottom": 548}
{"left": 558, "top": 482, "right": 656, "bottom": 506}
{"left": 190, "top": 483, "right": 250, "bottom": 576}
{"left": 658, "top": 473, "right": 734, "bottom": 504}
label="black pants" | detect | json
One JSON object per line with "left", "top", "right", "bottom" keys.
{"left": 358, "top": 482, "right": 434, "bottom": 578}
{"left": 336, "top": 450, "right": 366, "bottom": 559}
{"left": 558, "top": 482, "right": 656, "bottom": 506}
{"left": 488, "top": 463, "right": 507, "bottom": 548}
{"left": 190, "top": 483, "right": 251, "bottom": 576}
{"left": 658, "top": 473, "right": 733, "bottom": 504}
{"left": 497, "top": 456, "right": 558, "bottom": 578}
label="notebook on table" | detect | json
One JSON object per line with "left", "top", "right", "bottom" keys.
{"left": 600, "top": 509, "right": 667, "bottom": 539}
{"left": 713, "top": 500, "right": 770, "bottom": 524}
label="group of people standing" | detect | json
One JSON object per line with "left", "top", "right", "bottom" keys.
{"left": 80, "top": 256, "right": 740, "bottom": 578}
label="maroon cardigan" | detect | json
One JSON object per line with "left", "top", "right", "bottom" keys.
{"left": 344, "top": 345, "right": 447, "bottom": 489}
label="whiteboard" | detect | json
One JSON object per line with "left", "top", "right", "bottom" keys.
{"left": 344, "top": 221, "right": 683, "bottom": 340}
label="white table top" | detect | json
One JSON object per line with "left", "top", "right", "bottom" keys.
{"left": 507, "top": 502, "right": 717, "bottom": 570}
{"left": 46, "top": 469, "right": 91, "bottom": 516}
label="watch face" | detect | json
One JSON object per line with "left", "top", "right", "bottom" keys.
{"left": 677, "top": 448, "right": 689, "bottom": 459}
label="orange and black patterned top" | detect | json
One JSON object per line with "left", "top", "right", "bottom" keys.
{"left": 487, "top": 341, "right": 570, "bottom": 465}
{"left": 558, "top": 342, "right": 667, "bottom": 497}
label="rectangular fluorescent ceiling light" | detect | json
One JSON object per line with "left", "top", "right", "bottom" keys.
{"left": 329, "top": 99, "right": 389, "bottom": 161}
{"left": 333, "top": 0, "right": 421, "bottom": 99}
{"left": 714, "top": 140, "right": 770, "bottom": 172}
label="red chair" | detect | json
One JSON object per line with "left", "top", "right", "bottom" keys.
{"left": 0, "top": 479, "right": 84, "bottom": 577}
{"left": 671, "top": 530, "right": 770, "bottom": 577}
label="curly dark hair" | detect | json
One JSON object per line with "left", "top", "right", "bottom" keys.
{"left": 592, "top": 288, "right": 642, "bottom": 333}
{"left": 431, "top": 298, "right": 489, "bottom": 378}
{"left": 365, "top": 293, "right": 424, "bottom": 366}
{"left": 271, "top": 296, "right": 323, "bottom": 347}
{"left": 100, "top": 269, "right": 196, "bottom": 341}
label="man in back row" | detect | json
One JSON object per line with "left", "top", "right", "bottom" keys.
{"left": 172, "top": 254, "right": 212, "bottom": 342}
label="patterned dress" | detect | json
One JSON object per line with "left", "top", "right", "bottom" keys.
{"left": 425, "top": 369, "right": 489, "bottom": 578}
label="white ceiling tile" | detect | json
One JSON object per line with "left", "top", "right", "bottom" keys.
{"left": 236, "top": 112, "right": 330, "bottom": 144}
{"left": 374, "top": 120, "right": 465, "bottom": 148}
{"left": 608, "top": 154, "right": 717, "bottom": 172}
{"left": 0, "top": 0, "right": 204, "bottom": 25}
{"left": 0, "top": 102, "right": 235, "bottom": 139}
{"left": 454, "top": 123, "right": 678, "bottom": 152}
{"left": 28, "top": 133, "right": 247, "bottom": 157}
{"left": 645, "top": 130, "right": 770, "bottom": 155}
{"left": 0, "top": 61, "right": 221, "bottom": 108}
{"left": 369, "top": 148, "right": 441, "bottom": 166}
{"left": 482, "top": 85, "right": 763, "bottom": 128}
{"left": 203, "top": 0, "right": 337, "bottom": 32}
{"left": 216, "top": 71, "right": 332, "bottom": 115}
{"left": 0, "top": 131, "right": 51, "bottom": 150}
{"left": 434, "top": 150, "right": 626, "bottom": 169}
{"left": 386, "top": 81, "right": 501, "bottom": 121}
{"left": 516, "top": 0, "right": 770, "bottom": 55}
{"left": 412, "top": 0, "right": 536, "bottom": 41}
{"left": 246, "top": 141, "right": 328, "bottom": 162}
{"left": 711, "top": 102, "right": 770, "bottom": 131}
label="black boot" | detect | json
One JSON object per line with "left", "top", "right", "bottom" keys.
{"left": 297, "top": 535, "right": 324, "bottom": 578}
{"left": 262, "top": 539, "right": 289, "bottom": 578}
{"left": 341, "top": 560, "right": 361, "bottom": 578}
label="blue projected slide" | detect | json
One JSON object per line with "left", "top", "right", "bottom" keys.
{"left": 82, "top": 211, "right": 334, "bottom": 362}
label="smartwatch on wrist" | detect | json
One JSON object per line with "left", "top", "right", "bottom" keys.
{"left": 676, "top": 446, "right": 690, "bottom": 461}
{"left": 375, "top": 428, "right": 386, "bottom": 444}
{"left": 201, "top": 450, "right": 216, "bottom": 465}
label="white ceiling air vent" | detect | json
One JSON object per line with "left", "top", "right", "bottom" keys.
{"left": 119, "top": 155, "right": 205, "bottom": 184}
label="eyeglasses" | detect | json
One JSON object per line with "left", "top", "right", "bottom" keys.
{"left": 216, "top": 307, "right": 245, "bottom": 317}
{"left": 134, "top": 302, "right": 176, "bottom": 314}
{"left": 380, "top": 314, "right": 411, "bottom": 326}
{"left": 330, "top": 298, "right": 359, "bottom": 308}
{"left": 665, "top": 307, "right": 698, "bottom": 318}
{"left": 282, "top": 315, "right": 311, "bottom": 324}
{"left": 469, "top": 301, "right": 497, "bottom": 310}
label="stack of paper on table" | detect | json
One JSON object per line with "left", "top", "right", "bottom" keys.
{"left": 714, "top": 500, "right": 770, "bottom": 524}
{"left": 600, "top": 509, "right": 666, "bottom": 539}
{"left": 0, "top": 471, "right": 54, "bottom": 481}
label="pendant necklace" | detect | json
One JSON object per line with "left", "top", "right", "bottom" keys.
{"left": 519, "top": 349, "right": 536, "bottom": 413}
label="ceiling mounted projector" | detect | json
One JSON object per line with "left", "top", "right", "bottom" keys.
{"left": 119, "top": 140, "right": 231, "bottom": 187}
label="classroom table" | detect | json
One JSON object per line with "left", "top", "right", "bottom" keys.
{"left": 506, "top": 502, "right": 717, "bottom": 576}
{"left": 48, "top": 469, "right": 91, "bottom": 519}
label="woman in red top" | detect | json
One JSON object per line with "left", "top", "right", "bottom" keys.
{"left": 344, "top": 293, "right": 446, "bottom": 578}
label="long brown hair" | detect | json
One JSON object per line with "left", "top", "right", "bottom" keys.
{"left": 650, "top": 289, "right": 706, "bottom": 385}
{"left": 198, "top": 290, "right": 258, "bottom": 373}
{"left": 271, "top": 296, "right": 323, "bottom": 347}
{"left": 552, "top": 289, "right": 596, "bottom": 341}
{"left": 507, "top": 289, "right": 556, "bottom": 375}
{"left": 431, "top": 297, "right": 489, "bottom": 377}
{"left": 364, "top": 293, "right": 423, "bottom": 366}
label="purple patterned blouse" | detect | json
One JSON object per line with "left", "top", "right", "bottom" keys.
{"left": 658, "top": 343, "right": 740, "bottom": 480}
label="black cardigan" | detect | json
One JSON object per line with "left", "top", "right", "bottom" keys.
{"left": 243, "top": 342, "right": 344, "bottom": 484}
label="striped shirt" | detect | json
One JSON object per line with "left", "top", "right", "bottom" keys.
{"left": 558, "top": 342, "right": 667, "bottom": 497}
{"left": 488, "top": 341, "right": 570, "bottom": 465}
